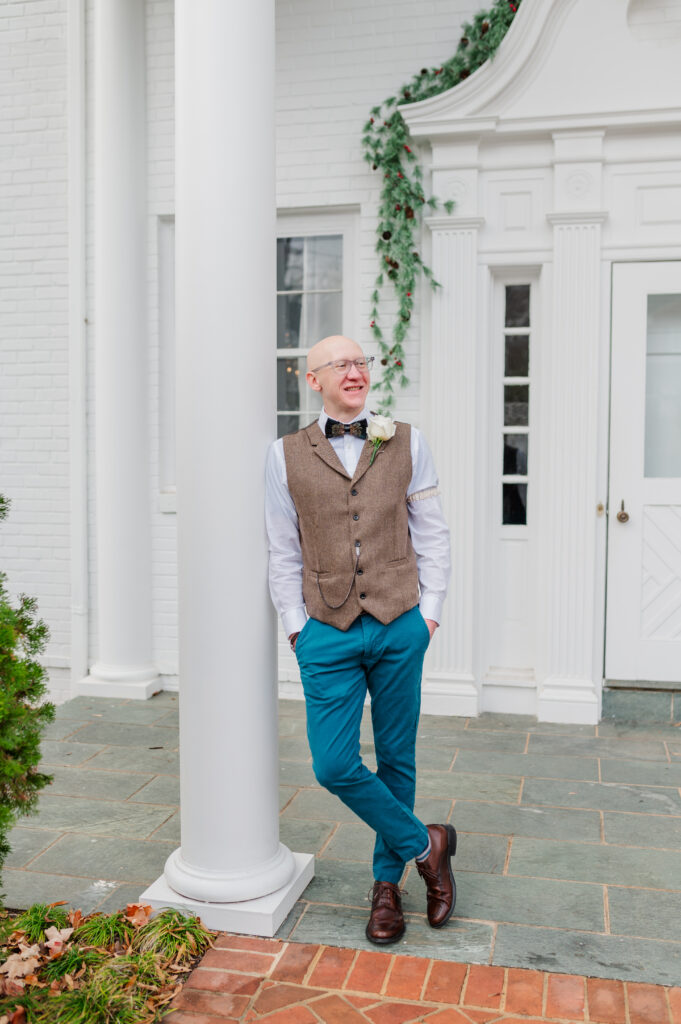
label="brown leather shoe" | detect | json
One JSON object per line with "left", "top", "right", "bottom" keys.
{"left": 365, "top": 880, "right": 405, "bottom": 945}
{"left": 415, "top": 823, "right": 457, "bottom": 928}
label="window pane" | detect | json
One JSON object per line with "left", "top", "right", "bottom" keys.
{"left": 305, "top": 235, "right": 342, "bottom": 290}
{"left": 277, "top": 293, "right": 302, "bottom": 349}
{"left": 644, "top": 293, "right": 681, "bottom": 477}
{"left": 277, "top": 237, "right": 304, "bottom": 291}
{"left": 505, "top": 285, "right": 530, "bottom": 328}
{"left": 504, "top": 384, "right": 529, "bottom": 426}
{"left": 503, "top": 434, "right": 528, "bottom": 475}
{"left": 277, "top": 357, "right": 307, "bottom": 412}
{"left": 503, "top": 483, "right": 527, "bottom": 525}
{"left": 505, "top": 335, "right": 529, "bottom": 377}
{"left": 277, "top": 413, "right": 300, "bottom": 438}
{"left": 304, "top": 291, "right": 343, "bottom": 346}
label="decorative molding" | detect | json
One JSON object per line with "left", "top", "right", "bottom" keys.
{"left": 547, "top": 210, "right": 608, "bottom": 225}
{"left": 425, "top": 216, "right": 486, "bottom": 232}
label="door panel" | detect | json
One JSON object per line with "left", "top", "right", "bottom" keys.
{"left": 606, "top": 262, "right": 681, "bottom": 683}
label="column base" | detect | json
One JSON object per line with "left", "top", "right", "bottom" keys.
{"left": 140, "top": 851, "right": 314, "bottom": 935}
{"left": 421, "top": 673, "right": 479, "bottom": 716}
{"left": 77, "top": 663, "right": 160, "bottom": 700}
{"left": 537, "top": 678, "right": 600, "bottom": 724}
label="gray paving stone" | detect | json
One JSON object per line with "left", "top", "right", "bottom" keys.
{"left": 508, "top": 836, "right": 681, "bottom": 890}
{"left": 600, "top": 758, "right": 681, "bottom": 787}
{"left": 92, "top": 883, "right": 152, "bottom": 915}
{"left": 40, "top": 740, "right": 105, "bottom": 766}
{"left": 129, "top": 774, "right": 180, "bottom": 805}
{"left": 278, "top": 736, "right": 313, "bottom": 761}
{"left": 45, "top": 765, "right": 154, "bottom": 801}
{"left": 452, "top": 802, "right": 601, "bottom": 843}
{"left": 320, "top": 822, "right": 373, "bottom": 862}
{"left": 528, "top": 733, "right": 669, "bottom": 762}
{"left": 598, "top": 722, "right": 681, "bottom": 741}
{"left": 419, "top": 728, "right": 529, "bottom": 754}
{"left": 413, "top": 797, "right": 455, "bottom": 824}
{"left": 603, "top": 811, "right": 681, "bottom": 849}
{"left": 31, "top": 794, "right": 174, "bottom": 838}
{"left": 493, "top": 924, "right": 681, "bottom": 986}
{"left": 4, "top": 827, "right": 62, "bottom": 868}
{"left": 415, "top": 745, "right": 457, "bottom": 770}
{"left": 1, "top": 869, "right": 120, "bottom": 914}
{"left": 419, "top": 770, "right": 521, "bottom": 803}
{"left": 466, "top": 714, "right": 596, "bottom": 736}
{"left": 87, "top": 746, "right": 179, "bottom": 774}
{"left": 279, "top": 817, "right": 335, "bottom": 856}
{"left": 30, "top": 833, "right": 175, "bottom": 883}
{"left": 279, "top": 786, "right": 298, "bottom": 811}
{"left": 79, "top": 704, "right": 175, "bottom": 725}
{"left": 608, "top": 886, "right": 681, "bottom": 941}
{"left": 279, "top": 761, "right": 317, "bottom": 787}
{"left": 274, "top": 900, "right": 306, "bottom": 940}
{"left": 602, "top": 689, "right": 673, "bottom": 724}
{"left": 56, "top": 697, "right": 130, "bottom": 717}
{"left": 278, "top": 716, "right": 308, "bottom": 738}
{"left": 290, "top": 902, "right": 493, "bottom": 962}
{"left": 281, "top": 788, "right": 360, "bottom": 823}
{"left": 453, "top": 750, "right": 599, "bottom": 782}
{"left": 278, "top": 699, "right": 307, "bottom": 718}
{"left": 149, "top": 811, "right": 180, "bottom": 842}
{"left": 67, "top": 722, "right": 179, "bottom": 749}
{"left": 42, "top": 719, "right": 92, "bottom": 741}
{"left": 155, "top": 708, "right": 179, "bottom": 726}
{"left": 522, "top": 778, "right": 681, "bottom": 815}
{"left": 405, "top": 871, "right": 603, "bottom": 931}
{"left": 302, "top": 858, "right": 371, "bottom": 908}
{"left": 455, "top": 833, "right": 507, "bottom": 874}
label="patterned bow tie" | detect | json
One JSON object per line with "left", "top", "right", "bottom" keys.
{"left": 325, "top": 417, "right": 368, "bottom": 440}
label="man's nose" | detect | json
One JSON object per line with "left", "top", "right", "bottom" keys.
{"left": 346, "top": 361, "right": 362, "bottom": 379}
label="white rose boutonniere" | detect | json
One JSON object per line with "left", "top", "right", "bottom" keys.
{"left": 367, "top": 414, "right": 397, "bottom": 465}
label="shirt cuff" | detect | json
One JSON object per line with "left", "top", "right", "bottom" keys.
{"left": 282, "top": 606, "right": 308, "bottom": 637}
{"left": 419, "top": 594, "right": 443, "bottom": 624}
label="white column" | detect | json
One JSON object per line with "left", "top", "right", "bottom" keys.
{"left": 421, "top": 217, "right": 484, "bottom": 717}
{"left": 79, "top": 0, "right": 158, "bottom": 698}
{"left": 536, "top": 213, "right": 606, "bottom": 723}
{"left": 141, "top": 0, "right": 313, "bottom": 934}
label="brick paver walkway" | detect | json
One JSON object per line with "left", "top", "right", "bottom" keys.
{"left": 164, "top": 933, "right": 681, "bottom": 1023}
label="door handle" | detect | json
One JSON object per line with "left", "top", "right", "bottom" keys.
{"left": 616, "top": 500, "right": 629, "bottom": 524}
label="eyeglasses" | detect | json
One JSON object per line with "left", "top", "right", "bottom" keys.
{"left": 310, "top": 356, "right": 375, "bottom": 375}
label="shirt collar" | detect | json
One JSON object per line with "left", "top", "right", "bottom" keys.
{"left": 318, "top": 406, "right": 370, "bottom": 434}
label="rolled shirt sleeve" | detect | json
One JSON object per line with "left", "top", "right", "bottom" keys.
{"left": 407, "top": 428, "right": 451, "bottom": 624}
{"left": 265, "top": 440, "right": 308, "bottom": 636}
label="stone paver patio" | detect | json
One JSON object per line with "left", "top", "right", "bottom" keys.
{"left": 3, "top": 692, "right": 681, "bottom": 992}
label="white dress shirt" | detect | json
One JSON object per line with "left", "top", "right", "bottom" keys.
{"left": 265, "top": 407, "right": 451, "bottom": 637}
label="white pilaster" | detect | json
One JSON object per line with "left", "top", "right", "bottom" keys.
{"left": 78, "top": 0, "right": 158, "bottom": 699}
{"left": 141, "top": 0, "right": 313, "bottom": 934}
{"left": 421, "top": 217, "right": 484, "bottom": 717}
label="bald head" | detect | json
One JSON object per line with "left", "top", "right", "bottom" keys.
{"left": 306, "top": 335, "right": 363, "bottom": 374}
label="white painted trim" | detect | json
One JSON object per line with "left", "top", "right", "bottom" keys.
{"left": 77, "top": 676, "right": 160, "bottom": 700}
{"left": 421, "top": 675, "right": 479, "bottom": 718}
{"left": 141, "top": 852, "right": 314, "bottom": 936}
{"left": 547, "top": 211, "right": 608, "bottom": 225}
{"left": 68, "top": 0, "right": 88, "bottom": 688}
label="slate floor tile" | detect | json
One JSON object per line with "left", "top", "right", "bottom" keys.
{"left": 415, "top": 872, "right": 604, "bottom": 931}
{"left": 279, "top": 785, "right": 298, "bottom": 811}
{"left": 600, "top": 758, "right": 681, "bottom": 787}
{"left": 278, "top": 736, "right": 314, "bottom": 761}
{"left": 508, "top": 836, "right": 681, "bottom": 890}
{"left": 1, "top": 869, "right": 121, "bottom": 914}
{"left": 418, "top": 770, "right": 521, "bottom": 802}
{"left": 92, "top": 883, "right": 152, "bottom": 914}
{"left": 493, "top": 924, "right": 681, "bottom": 986}
{"left": 319, "top": 822, "right": 373, "bottom": 862}
{"left": 4, "top": 827, "right": 62, "bottom": 868}
{"left": 42, "top": 718, "right": 92, "bottom": 741}
{"left": 40, "top": 740, "right": 105, "bottom": 766}
{"left": 421, "top": 729, "right": 529, "bottom": 753}
{"left": 68, "top": 722, "right": 179, "bottom": 749}
{"left": 72, "top": 703, "right": 176, "bottom": 725}
{"left": 279, "top": 761, "right": 317, "bottom": 787}
{"left": 282, "top": 788, "right": 360, "bottom": 823}
{"left": 279, "top": 817, "right": 335, "bottom": 856}
{"left": 603, "top": 811, "right": 681, "bottom": 849}
{"left": 466, "top": 713, "right": 596, "bottom": 736}
{"left": 129, "top": 774, "right": 180, "bottom": 804}
{"left": 45, "top": 764, "right": 154, "bottom": 800}
{"left": 31, "top": 793, "right": 174, "bottom": 838}
{"left": 149, "top": 810, "right": 180, "bottom": 842}
{"left": 30, "top": 833, "right": 176, "bottom": 883}
{"left": 608, "top": 886, "right": 681, "bottom": 941}
{"left": 522, "top": 778, "right": 681, "bottom": 815}
{"left": 528, "top": 734, "right": 669, "bottom": 762}
{"left": 453, "top": 750, "right": 599, "bottom": 782}
{"left": 278, "top": 716, "right": 309, "bottom": 738}
{"left": 452, "top": 801, "right": 601, "bottom": 842}
{"left": 87, "top": 746, "right": 179, "bottom": 774}
{"left": 302, "top": 858, "right": 372, "bottom": 908}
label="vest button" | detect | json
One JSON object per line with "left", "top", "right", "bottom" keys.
{"left": 357, "top": 568, "right": 364, "bottom": 575}
{"left": 351, "top": 488, "right": 358, "bottom": 496}
{"left": 353, "top": 513, "right": 359, "bottom": 521}
{"left": 359, "top": 592, "right": 366, "bottom": 600}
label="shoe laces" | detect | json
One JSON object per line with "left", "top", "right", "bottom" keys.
{"left": 367, "top": 882, "right": 408, "bottom": 907}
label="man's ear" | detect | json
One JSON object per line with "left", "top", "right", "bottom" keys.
{"left": 306, "top": 371, "right": 322, "bottom": 393}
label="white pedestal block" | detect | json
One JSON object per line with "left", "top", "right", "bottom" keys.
{"left": 140, "top": 852, "right": 314, "bottom": 936}
{"left": 76, "top": 668, "right": 159, "bottom": 700}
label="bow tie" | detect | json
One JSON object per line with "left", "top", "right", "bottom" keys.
{"left": 325, "top": 417, "right": 368, "bottom": 440}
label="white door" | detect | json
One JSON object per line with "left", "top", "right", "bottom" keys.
{"left": 606, "top": 262, "right": 681, "bottom": 683}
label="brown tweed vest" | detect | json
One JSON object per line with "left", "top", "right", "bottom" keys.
{"left": 282, "top": 420, "right": 419, "bottom": 630}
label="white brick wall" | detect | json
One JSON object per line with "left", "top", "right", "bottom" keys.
{"left": 2, "top": 0, "right": 476, "bottom": 692}
{"left": 0, "top": 0, "right": 71, "bottom": 694}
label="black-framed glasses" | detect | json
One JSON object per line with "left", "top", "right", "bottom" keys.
{"left": 310, "top": 356, "right": 374, "bottom": 375}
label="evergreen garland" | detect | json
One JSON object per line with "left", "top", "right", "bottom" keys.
{"left": 0, "top": 494, "right": 55, "bottom": 886}
{"left": 362, "top": 0, "right": 521, "bottom": 410}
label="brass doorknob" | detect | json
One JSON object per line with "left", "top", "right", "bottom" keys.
{"left": 616, "top": 500, "right": 629, "bottom": 524}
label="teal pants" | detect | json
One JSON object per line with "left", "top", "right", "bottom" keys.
{"left": 295, "top": 606, "right": 430, "bottom": 884}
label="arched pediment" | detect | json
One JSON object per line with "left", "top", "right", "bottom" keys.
{"left": 401, "top": 0, "right": 681, "bottom": 138}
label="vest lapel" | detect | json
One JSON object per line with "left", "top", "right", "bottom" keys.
{"left": 305, "top": 422, "right": 351, "bottom": 479}
{"left": 350, "top": 440, "right": 378, "bottom": 486}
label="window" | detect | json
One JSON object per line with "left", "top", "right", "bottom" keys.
{"left": 502, "top": 284, "right": 531, "bottom": 525}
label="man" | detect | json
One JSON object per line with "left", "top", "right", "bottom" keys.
{"left": 266, "top": 334, "right": 453, "bottom": 945}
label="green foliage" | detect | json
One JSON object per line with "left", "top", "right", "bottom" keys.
{"left": 132, "top": 908, "right": 213, "bottom": 960}
{"left": 41, "top": 945, "right": 105, "bottom": 981}
{"left": 362, "top": 0, "right": 521, "bottom": 409}
{"left": 0, "top": 494, "right": 55, "bottom": 890}
{"left": 73, "top": 911, "right": 135, "bottom": 950}
{"left": 12, "top": 902, "right": 69, "bottom": 943}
